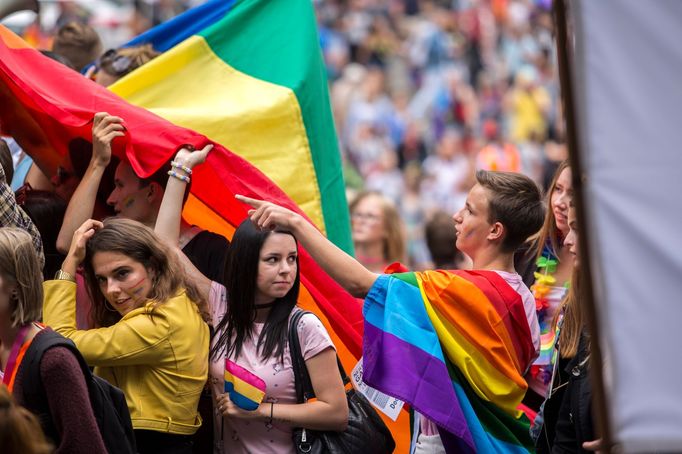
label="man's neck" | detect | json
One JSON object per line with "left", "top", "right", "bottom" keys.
{"left": 471, "top": 248, "right": 516, "bottom": 273}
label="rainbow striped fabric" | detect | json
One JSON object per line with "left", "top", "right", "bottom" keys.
{"left": 224, "top": 359, "right": 266, "bottom": 411}
{"left": 112, "top": 0, "right": 352, "bottom": 254}
{"left": 363, "top": 270, "right": 536, "bottom": 452}
{"left": 0, "top": 22, "right": 363, "bottom": 385}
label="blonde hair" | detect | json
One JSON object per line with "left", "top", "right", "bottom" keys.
{"left": 530, "top": 160, "right": 570, "bottom": 260}
{"left": 82, "top": 218, "right": 208, "bottom": 327}
{"left": 0, "top": 385, "right": 52, "bottom": 454}
{"left": 558, "top": 268, "right": 584, "bottom": 358}
{"left": 0, "top": 228, "right": 44, "bottom": 327}
{"left": 349, "top": 191, "right": 407, "bottom": 264}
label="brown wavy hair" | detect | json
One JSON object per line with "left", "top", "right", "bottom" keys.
{"left": 349, "top": 191, "right": 407, "bottom": 265}
{"left": 0, "top": 384, "right": 52, "bottom": 453}
{"left": 82, "top": 218, "right": 208, "bottom": 327}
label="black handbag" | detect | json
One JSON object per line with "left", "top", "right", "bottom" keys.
{"left": 289, "top": 310, "right": 396, "bottom": 454}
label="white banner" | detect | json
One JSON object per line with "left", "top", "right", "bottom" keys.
{"left": 570, "top": 1, "right": 682, "bottom": 451}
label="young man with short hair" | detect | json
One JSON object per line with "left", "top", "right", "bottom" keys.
{"left": 237, "top": 169, "right": 544, "bottom": 452}
{"left": 56, "top": 112, "right": 228, "bottom": 283}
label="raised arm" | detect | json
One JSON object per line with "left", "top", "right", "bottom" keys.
{"left": 56, "top": 112, "right": 124, "bottom": 253}
{"left": 154, "top": 144, "right": 214, "bottom": 301}
{"left": 237, "top": 195, "right": 378, "bottom": 297}
{"left": 0, "top": 158, "right": 45, "bottom": 268}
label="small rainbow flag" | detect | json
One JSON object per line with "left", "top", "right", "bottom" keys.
{"left": 224, "top": 359, "right": 266, "bottom": 411}
{"left": 363, "top": 270, "right": 536, "bottom": 452}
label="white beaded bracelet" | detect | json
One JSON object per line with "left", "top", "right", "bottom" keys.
{"left": 167, "top": 170, "right": 190, "bottom": 184}
{"left": 170, "top": 161, "right": 192, "bottom": 175}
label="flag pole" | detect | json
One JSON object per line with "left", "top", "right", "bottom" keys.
{"left": 552, "top": 0, "right": 613, "bottom": 451}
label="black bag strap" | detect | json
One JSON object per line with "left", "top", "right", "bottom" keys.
{"left": 288, "top": 310, "right": 349, "bottom": 404}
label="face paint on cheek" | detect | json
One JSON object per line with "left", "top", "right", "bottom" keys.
{"left": 123, "top": 277, "right": 147, "bottom": 298}
{"left": 123, "top": 195, "right": 135, "bottom": 209}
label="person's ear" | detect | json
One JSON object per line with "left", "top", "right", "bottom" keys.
{"left": 146, "top": 182, "right": 162, "bottom": 202}
{"left": 488, "top": 221, "right": 505, "bottom": 242}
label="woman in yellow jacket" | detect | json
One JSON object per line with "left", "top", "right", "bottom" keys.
{"left": 43, "top": 217, "right": 209, "bottom": 454}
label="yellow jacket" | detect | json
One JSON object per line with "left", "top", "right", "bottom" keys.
{"left": 43, "top": 280, "right": 209, "bottom": 435}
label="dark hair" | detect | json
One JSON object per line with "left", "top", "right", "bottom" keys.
{"left": 68, "top": 138, "right": 118, "bottom": 208}
{"left": 0, "top": 139, "right": 13, "bottom": 184}
{"left": 425, "top": 210, "right": 461, "bottom": 269}
{"left": 18, "top": 190, "right": 67, "bottom": 279}
{"left": 51, "top": 22, "right": 102, "bottom": 72}
{"left": 124, "top": 159, "right": 191, "bottom": 205}
{"left": 210, "top": 220, "right": 300, "bottom": 363}
{"left": 83, "top": 218, "right": 207, "bottom": 327}
{"left": 475, "top": 170, "right": 544, "bottom": 253}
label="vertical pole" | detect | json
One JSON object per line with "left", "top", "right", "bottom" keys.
{"left": 552, "top": 0, "right": 613, "bottom": 451}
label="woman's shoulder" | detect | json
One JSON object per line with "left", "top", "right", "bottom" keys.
{"left": 293, "top": 311, "right": 335, "bottom": 360}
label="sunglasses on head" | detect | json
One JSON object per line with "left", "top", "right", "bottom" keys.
{"left": 98, "top": 49, "right": 133, "bottom": 77}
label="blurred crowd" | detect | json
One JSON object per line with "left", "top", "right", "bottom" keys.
{"left": 319, "top": 0, "right": 567, "bottom": 269}
{"left": 3, "top": 0, "right": 567, "bottom": 271}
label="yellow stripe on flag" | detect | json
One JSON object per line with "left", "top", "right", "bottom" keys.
{"left": 225, "top": 371, "right": 266, "bottom": 404}
{"left": 111, "top": 35, "right": 326, "bottom": 234}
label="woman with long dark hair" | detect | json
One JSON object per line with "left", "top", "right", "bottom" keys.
{"left": 154, "top": 146, "right": 347, "bottom": 454}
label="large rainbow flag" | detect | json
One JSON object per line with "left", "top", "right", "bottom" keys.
{"left": 112, "top": 0, "right": 353, "bottom": 255}
{"left": 363, "top": 270, "right": 536, "bottom": 452}
{"left": 0, "top": 21, "right": 364, "bottom": 399}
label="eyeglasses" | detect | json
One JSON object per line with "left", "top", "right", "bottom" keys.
{"left": 97, "top": 49, "right": 133, "bottom": 77}
{"left": 351, "top": 212, "right": 382, "bottom": 223}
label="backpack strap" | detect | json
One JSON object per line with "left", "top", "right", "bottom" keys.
{"left": 21, "top": 329, "right": 93, "bottom": 442}
{"left": 288, "top": 310, "right": 349, "bottom": 403}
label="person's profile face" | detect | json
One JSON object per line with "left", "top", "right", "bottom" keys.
{"left": 107, "top": 161, "right": 150, "bottom": 223}
{"left": 452, "top": 184, "right": 494, "bottom": 259}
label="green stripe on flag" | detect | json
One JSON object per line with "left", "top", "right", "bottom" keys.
{"left": 200, "top": 0, "right": 353, "bottom": 254}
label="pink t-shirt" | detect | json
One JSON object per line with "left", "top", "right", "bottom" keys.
{"left": 208, "top": 282, "right": 335, "bottom": 454}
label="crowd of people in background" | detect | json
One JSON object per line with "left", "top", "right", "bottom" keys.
{"left": 0, "top": 1, "right": 601, "bottom": 453}
{"left": 320, "top": 0, "right": 566, "bottom": 269}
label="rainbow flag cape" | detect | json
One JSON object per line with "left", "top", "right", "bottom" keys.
{"left": 0, "top": 23, "right": 362, "bottom": 379}
{"left": 363, "top": 270, "right": 536, "bottom": 452}
{"left": 224, "top": 359, "right": 266, "bottom": 411}
{"left": 111, "top": 0, "right": 353, "bottom": 255}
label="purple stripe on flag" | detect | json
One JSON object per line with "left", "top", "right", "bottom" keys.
{"left": 363, "top": 321, "right": 473, "bottom": 447}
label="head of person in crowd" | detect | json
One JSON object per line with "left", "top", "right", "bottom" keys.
{"left": 0, "top": 228, "right": 44, "bottom": 329}
{"left": 51, "top": 21, "right": 102, "bottom": 73}
{"left": 210, "top": 219, "right": 300, "bottom": 362}
{"left": 39, "top": 50, "right": 76, "bottom": 70}
{"left": 453, "top": 170, "right": 544, "bottom": 262}
{"left": 0, "top": 384, "right": 52, "bottom": 454}
{"left": 0, "top": 139, "right": 13, "bottom": 185}
{"left": 94, "top": 44, "right": 160, "bottom": 87}
{"left": 349, "top": 191, "right": 407, "bottom": 271}
{"left": 436, "top": 128, "right": 464, "bottom": 161}
{"left": 425, "top": 210, "right": 465, "bottom": 269}
{"left": 16, "top": 185, "right": 67, "bottom": 280}
{"left": 531, "top": 160, "right": 571, "bottom": 259}
{"left": 81, "top": 218, "right": 205, "bottom": 328}
{"left": 106, "top": 161, "right": 174, "bottom": 227}
{"left": 51, "top": 138, "right": 117, "bottom": 215}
